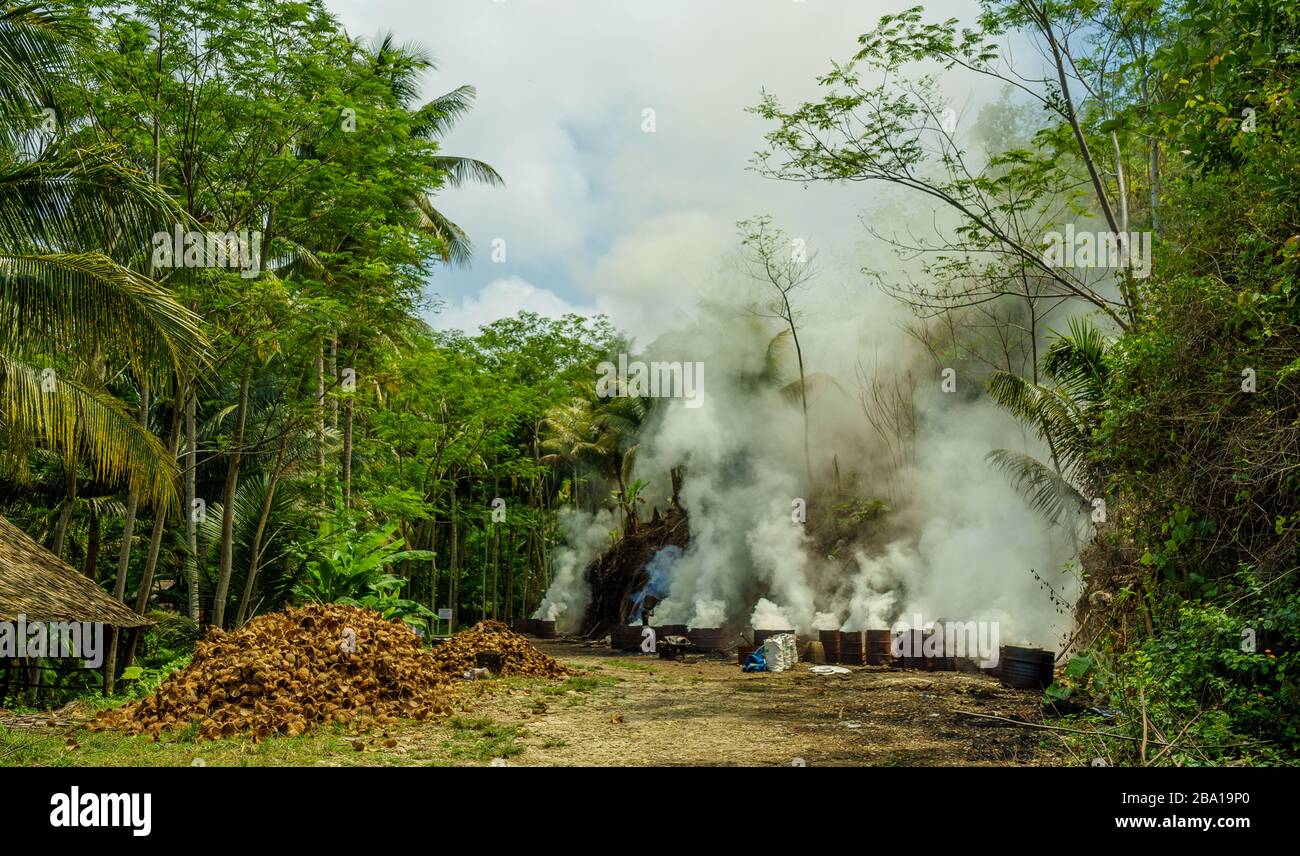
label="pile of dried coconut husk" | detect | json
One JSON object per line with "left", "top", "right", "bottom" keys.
{"left": 429, "top": 620, "right": 571, "bottom": 678}
{"left": 90, "top": 603, "right": 455, "bottom": 741}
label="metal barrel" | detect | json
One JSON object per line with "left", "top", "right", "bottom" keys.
{"left": 653, "top": 624, "right": 688, "bottom": 641}
{"left": 999, "top": 645, "right": 1055, "bottom": 689}
{"left": 753, "top": 628, "right": 796, "bottom": 649}
{"left": 895, "top": 628, "right": 927, "bottom": 669}
{"left": 622, "top": 625, "right": 648, "bottom": 651}
{"left": 737, "top": 644, "right": 757, "bottom": 666}
{"left": 475, "top": 651, "right": 504, "bottom": 674}
{"left": 534, "top": 619, "right": 557, "bottom": 639}
{"left": 865, "top": 629, "right": 892, "bottom": 665}
{"left": 839, "top": 631, "right": 864, "bottom": 665}
{"left": 922, "top": 629, "right": 956, "bottom": 671}
{"left": 687, "top": 627, "right": 723, "bottom": 651}
{"left": 818, "top": 629, "right": 841, "bottom": 664}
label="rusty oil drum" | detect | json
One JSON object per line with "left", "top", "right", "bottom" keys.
{"left": 866, "top": 629, "right": 892, "bottom": 665}
{"left": 839, "top": 630, "right": 864, "bottom": 665}
{"left": 818, "top": 629, "right": 841, "bottom": 664}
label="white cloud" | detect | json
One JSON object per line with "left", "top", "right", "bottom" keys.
{"left": 430, "top": 275, "right": 595, "bottom": 335}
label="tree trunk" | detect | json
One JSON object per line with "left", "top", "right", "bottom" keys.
{"left": 428, "top": 488, "right": 439, "bottom": 617}
{"left": 50, "top": 474, "right": 76, "bottom": 559}
{"left": 185, "top": 389, "right": 200, "bottom": 621}
{"left": 105, "top": 384, "right": 148, "bottom": 695}
{"left": 504, "top": 523, "right": 516, "bottom": 623}
{"left": 329, "top": 335, "right": 339, "bottom": 431}
{"left": 126, "top": 382, "right": 185, "bottom": 665}
{"left": 236, "top": 433, "right": 290, "bottom": 627}
{"left": 316, "top": 342, "right": 326, "bottom": 506}
{"left": 212, "top": 361, "right": 252, "bottom": 628}
{"left": 449, "top": 482, "right": 459, "bottom": 631}
{"left": 82, "top": 511, "right": 100, "bottom": 580}
{"left": 341, "top": 379, "right": 354, "bottom": 509}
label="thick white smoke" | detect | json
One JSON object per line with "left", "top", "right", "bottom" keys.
{"left": 539, "top": 270, "right": 1080, "bottom": 649}
{"left": 534, "top": 507, "right": 617, "bottom": 632}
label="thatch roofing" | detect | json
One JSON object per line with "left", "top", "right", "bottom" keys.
{"left": 0, "top": 515, "right": 149, "bottom": 627}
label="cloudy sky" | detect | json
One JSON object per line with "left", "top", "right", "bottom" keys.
{"left": 325, "top": 0, "right": 986, "bottom": 342}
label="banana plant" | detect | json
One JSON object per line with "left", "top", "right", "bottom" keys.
{"left": 291, "top": 518, "right": 433, "bottom": 626}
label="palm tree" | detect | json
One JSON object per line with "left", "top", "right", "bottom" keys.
{"left": 541, "top": 391, "right": 650, "bottom": 530}
{"left": 985, "top": 317, "right": 1110, "bottom": 527}
{"left": 361, "top": 33, "right": 503, "bottom": 265}
{"left": 0, "top": 1, "right": 208, "bottom": 515}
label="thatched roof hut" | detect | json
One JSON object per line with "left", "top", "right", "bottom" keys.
{"left": 0, "top": 515, "right": 148, "bottom": 628}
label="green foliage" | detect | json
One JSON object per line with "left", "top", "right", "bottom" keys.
{"left": 291, "top": 517, "right": 434, "bottom": 627}
{"left": 1096, "top": 581, "right": 1298, "bottom": 763}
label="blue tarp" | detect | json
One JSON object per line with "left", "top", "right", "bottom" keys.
{"left": 743, "top": 646, "right": 767, "bottom": 672}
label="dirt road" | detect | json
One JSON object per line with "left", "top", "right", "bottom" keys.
{"left": 466, "top": 640, "right": 1065, "bottom": 767}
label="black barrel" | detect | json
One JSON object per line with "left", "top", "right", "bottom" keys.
{"left": 754, "top": 628, "right": 796, "bottom": 649}
{"left": 534, "top": 619, "right": 557, "bottom": 639}
{"left": 865, "top": 629, "right": 892, "bottom": 665}
{"left": 819, "top": 629, "right": 841, "bottom": 664}
{"left": 623, "top": 625, "right": 649, "bottom": 651}
{"left": 923, "top": 629, "right": 955, "bottom": 671}
{"left": 895, "top": 628, "right": 927, "bottom": 669}
{"left": 652, "top": 624, "right": 688, "bottom": 641}
{"left": 475, "top": 651, "right": 504, "bottom": 674}
{"left": 999, "top": 645, "right": 1055, "bottom": 689}
{"left": 839, "top": 631, "right": 864, "bottom": 665}
{"left": 687, "top": 627, "right": 723, "bottom": 651}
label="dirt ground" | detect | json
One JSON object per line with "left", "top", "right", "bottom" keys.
{"left": 469, "top": 640, "right": 1065, "bottom": 767}
{"left": 1, "top": 638, "right": 1068, "bottom": 767}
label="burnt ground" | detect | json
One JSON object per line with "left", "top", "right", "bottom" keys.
{"left": 467, "top": 640, "right": 1067, "bottom": 767}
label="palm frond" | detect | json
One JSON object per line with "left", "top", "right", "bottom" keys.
{"left": 0, "top": 2, "right": 88, "bottom": 137}
{"left": 0, "top": 351, "right": 178, "bottom": 512}
{"left": 411, "top": 85, "right": 477, "bottom": 139}
{"left": 0, "top": 251, "right": 209, "bottom": 380}
{"left": 413, "top": 194, "right": 473, "bottom": 266}
{"left": 429, "top": 155, "right": 503, "bottom": 189}
{"left": 986, "top": 448, "right": 1088, "bottom": 527}
{"left": 0, "top": 142, "right": 192, "bottom": 253}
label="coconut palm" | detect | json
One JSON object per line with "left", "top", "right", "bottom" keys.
{"left": 360, "top": 33, "right": 503, "bottom": 265}
{"left": 0, "top": 1, "right": 208, "bottom": 513}
{"left": 541, "top": 390, "right": 651, "bottom": 529}
{"left": 985, "top": 317, "right": 1110, "bottom": 526}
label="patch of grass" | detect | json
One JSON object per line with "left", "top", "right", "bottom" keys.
{"left": 0, "top": 723, "right": 401, "bottom": 768}
{"left": 606, "top": 658, "right": 657, "bottom": 673}
{"left": 734, "top": 681, "right": 774, "bottom": 693}
{"left": 541, "top": 736, "right": 567, "bottom": 749}
{"left": 542, "top": 675, "right": 619, "bottom": 696}
{"left": 442, "top": 716, "right": 525, "bottom": 764}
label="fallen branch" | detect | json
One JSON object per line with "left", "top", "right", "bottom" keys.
{"left": 954, "top": 709, "right": 1160, "bottom": 744}
{"left": 952, "top": 709, "right": 1260, "bottom": 752}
